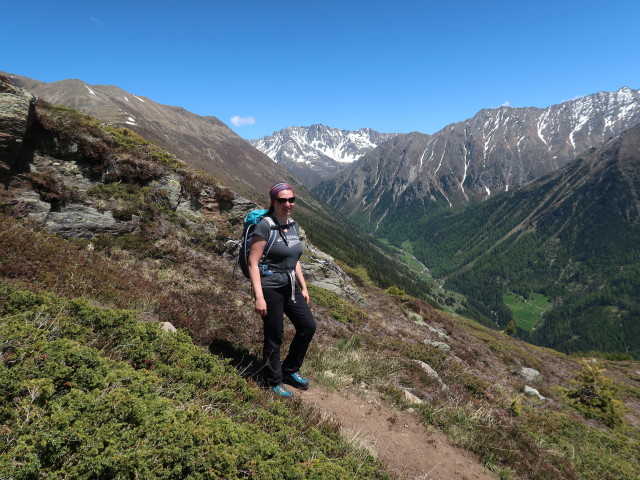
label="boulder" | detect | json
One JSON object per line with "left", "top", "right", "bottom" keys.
{"left": 304, "top": 250, "right": 363, "bottom": 303}
{"left": 160, "top": 322, "right": 178, "bottom": 333}
{"left": 426, "top": 324, "right": 451, "bottom": 340}
{"left": 519, "top": 367, "right": 541, "bottom": 383}
{"left": 523, "top": 385, "right": 546, "bottom": 400}
{"left": 407, "top": 311, "right": 426, "bottom": 325}
{"left": 0, "top": 77, "right": 35, "bottom": 179}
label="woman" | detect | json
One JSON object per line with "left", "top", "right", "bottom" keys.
{"left": 248, "top": 183, "right": 316, "bottom": 398}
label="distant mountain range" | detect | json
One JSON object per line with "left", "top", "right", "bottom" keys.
{"left": 249, "top": 125, "right": 397, "bottom": 187}
{"left": 314, "top": 87, "right": 640, "bottom": 227}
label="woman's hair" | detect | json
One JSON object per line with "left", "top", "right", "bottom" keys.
{"left": 269, "top": 182, "right": 294, "bottom": 203}
{"left": 267, "top": 182, "right": 294, "bottom": 215}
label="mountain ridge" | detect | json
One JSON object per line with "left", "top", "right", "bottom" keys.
{"left": 249, "top": 124, "right": 398, "bottom": 187}
{"left": 314, "top": 86, "right": 640, "bottom": 227}
{"left": 1, "top": 72, "right": 296, "bottom": 200}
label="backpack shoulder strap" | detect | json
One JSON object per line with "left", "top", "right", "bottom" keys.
{"left": 263, "top": 216, "right": 278, "bottom": 257}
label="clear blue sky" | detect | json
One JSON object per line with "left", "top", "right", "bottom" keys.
{"left": 4, "top": 1, "right": 639, "bottom": 139}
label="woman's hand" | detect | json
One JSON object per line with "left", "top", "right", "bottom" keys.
{"left": 254, "top": 297, "right": 267, "bottom": 316}
{"left": 301, "top": 286, "right": 310, "bottom": 305}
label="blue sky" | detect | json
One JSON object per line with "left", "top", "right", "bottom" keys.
{"left": 4, "top": 1, "right": 639, "bottom": 139}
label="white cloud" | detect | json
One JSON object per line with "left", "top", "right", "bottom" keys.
{"left": 90, "top": 17, "right": 103, "bottom": 25}
{"left": 230, "top": 116, "right": 256, "bottom": 127}
{"left": 501, "top": 101, "right": 510, "bottom": 107}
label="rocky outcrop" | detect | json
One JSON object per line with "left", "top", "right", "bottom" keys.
{"left": 302, "top": 245, "right": 363, "bottom": 303}
{"left": 424, "top": 339, "right": 451, "bottom": 352}
{"left": 3, "top": 73, "right": 298, "bottom": 196}
{"left": 414, "top": 359, "right": 449, "bottom": 391}
{"left": 43, "top": 205, "right": 140, "bottom": 239}
{"left": 0, "top": 77, "right": 35, "bottom": 180}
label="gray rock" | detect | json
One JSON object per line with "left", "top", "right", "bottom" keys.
{"left": 402, "top": 388, "right": 423, "bottom": 405}
{"left": 160, "top": 322, "right": 177, "bottom": 333}
{"left": 306, "top": 260, "right": 363, "bottom": 303}
{"left": 413, "top": 359, "right": 449, "bottom": 391}
{"left": 424, "top": 339, "right": 451, "bottom": 351}
{"left": 519, "top": 367, "right": 541, "bottom": 383}
{"left": 0, "top": 78, "right": 35, "bottom": 178}
{"left": 426, "top": 324, "right": 451, "bottom": 340}
{"left": 43, "top": 204, "right": 140, "bottom": 238}
{"left": 151, "top": 174, "right": 183, "bottom": 210}
{"left": 523, "top": 385, "right": 546, "bottom": 400}
{"left": 16, "top": 191, "right": 51, "bottom": 217}
{"left": 228, "top": 194, "right": 260, "bottom": 223}
{"left": 407, "top": 311, "right": 426, "bottom": 325}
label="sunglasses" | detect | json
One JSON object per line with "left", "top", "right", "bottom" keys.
{"left": 275, "top": 197, "right": 296, "bottom": 204}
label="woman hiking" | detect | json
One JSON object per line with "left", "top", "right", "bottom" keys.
{"left": 247, "top": 182, "right": 316, "bottom": 397}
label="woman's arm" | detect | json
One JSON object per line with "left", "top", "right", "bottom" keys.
{"left": 248, "top": 236, "right": 267, "bottom": 316}
{"left": 295, "top": 261, "right": 310, "bottom": 304}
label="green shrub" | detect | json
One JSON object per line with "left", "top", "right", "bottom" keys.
{"left": 308, "top": 284, "right": 368, "bottom": 325}
{"left": 385, "top": 286, "right": 405, "bottom": 296}
{"left": 560, "top": 360, "right": 626, "bottom": 427}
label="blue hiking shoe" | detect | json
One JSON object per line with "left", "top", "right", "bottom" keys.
{"left": 271, "top": 384, "right": 294, "bottom": 398}
{"left": 284, "top": 371, "right": 309, "bottom": 390}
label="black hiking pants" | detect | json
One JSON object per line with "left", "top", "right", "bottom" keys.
{"left": 261, "top": 285, "right": 316, "bottom": 387}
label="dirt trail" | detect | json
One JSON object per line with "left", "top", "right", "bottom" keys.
{"left": 297, "top": 387, "right": 497, "bottom": 480}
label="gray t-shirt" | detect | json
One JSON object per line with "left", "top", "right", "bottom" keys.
{"left": 251, "top": 217, "right": 303, "bottom": 288}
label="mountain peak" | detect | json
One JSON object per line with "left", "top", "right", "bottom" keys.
{"left": 250, "top": 125, "right": 398, "bottom": 187}
{"left": 316, "top": 86, "right": 640, "bottom": 220}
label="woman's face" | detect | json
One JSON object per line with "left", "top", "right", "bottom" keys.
{"left": 274, "top": 189, "right": 295, "bottom": 217}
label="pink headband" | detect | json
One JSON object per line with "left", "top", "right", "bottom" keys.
{"left": 269, "top": 183, "right": 294, "bottom": 203}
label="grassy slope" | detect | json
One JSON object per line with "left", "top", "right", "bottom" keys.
{"left": 0, "top": 284, "right": 385, "bottom": 479}
{"left": 1, "top": 100, "right": 639, "bottom": 480}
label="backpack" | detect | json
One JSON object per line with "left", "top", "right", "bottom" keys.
{"left": 235, "top": 209, "right": 298, "bottom": 279}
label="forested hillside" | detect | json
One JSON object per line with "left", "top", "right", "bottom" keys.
{"left": 395, "top": 125, "right": 640, "bottom": 358}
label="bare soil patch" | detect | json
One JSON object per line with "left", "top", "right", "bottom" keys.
{"left": 297, "top": 386, "right": 498, "bottom": 480}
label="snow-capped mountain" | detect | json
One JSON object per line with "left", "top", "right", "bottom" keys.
{"left": 250, "top": 125, "right": 398, "bottom": 187}
{"left": 315, "top": 87, "right": 640, "bottom": 224}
